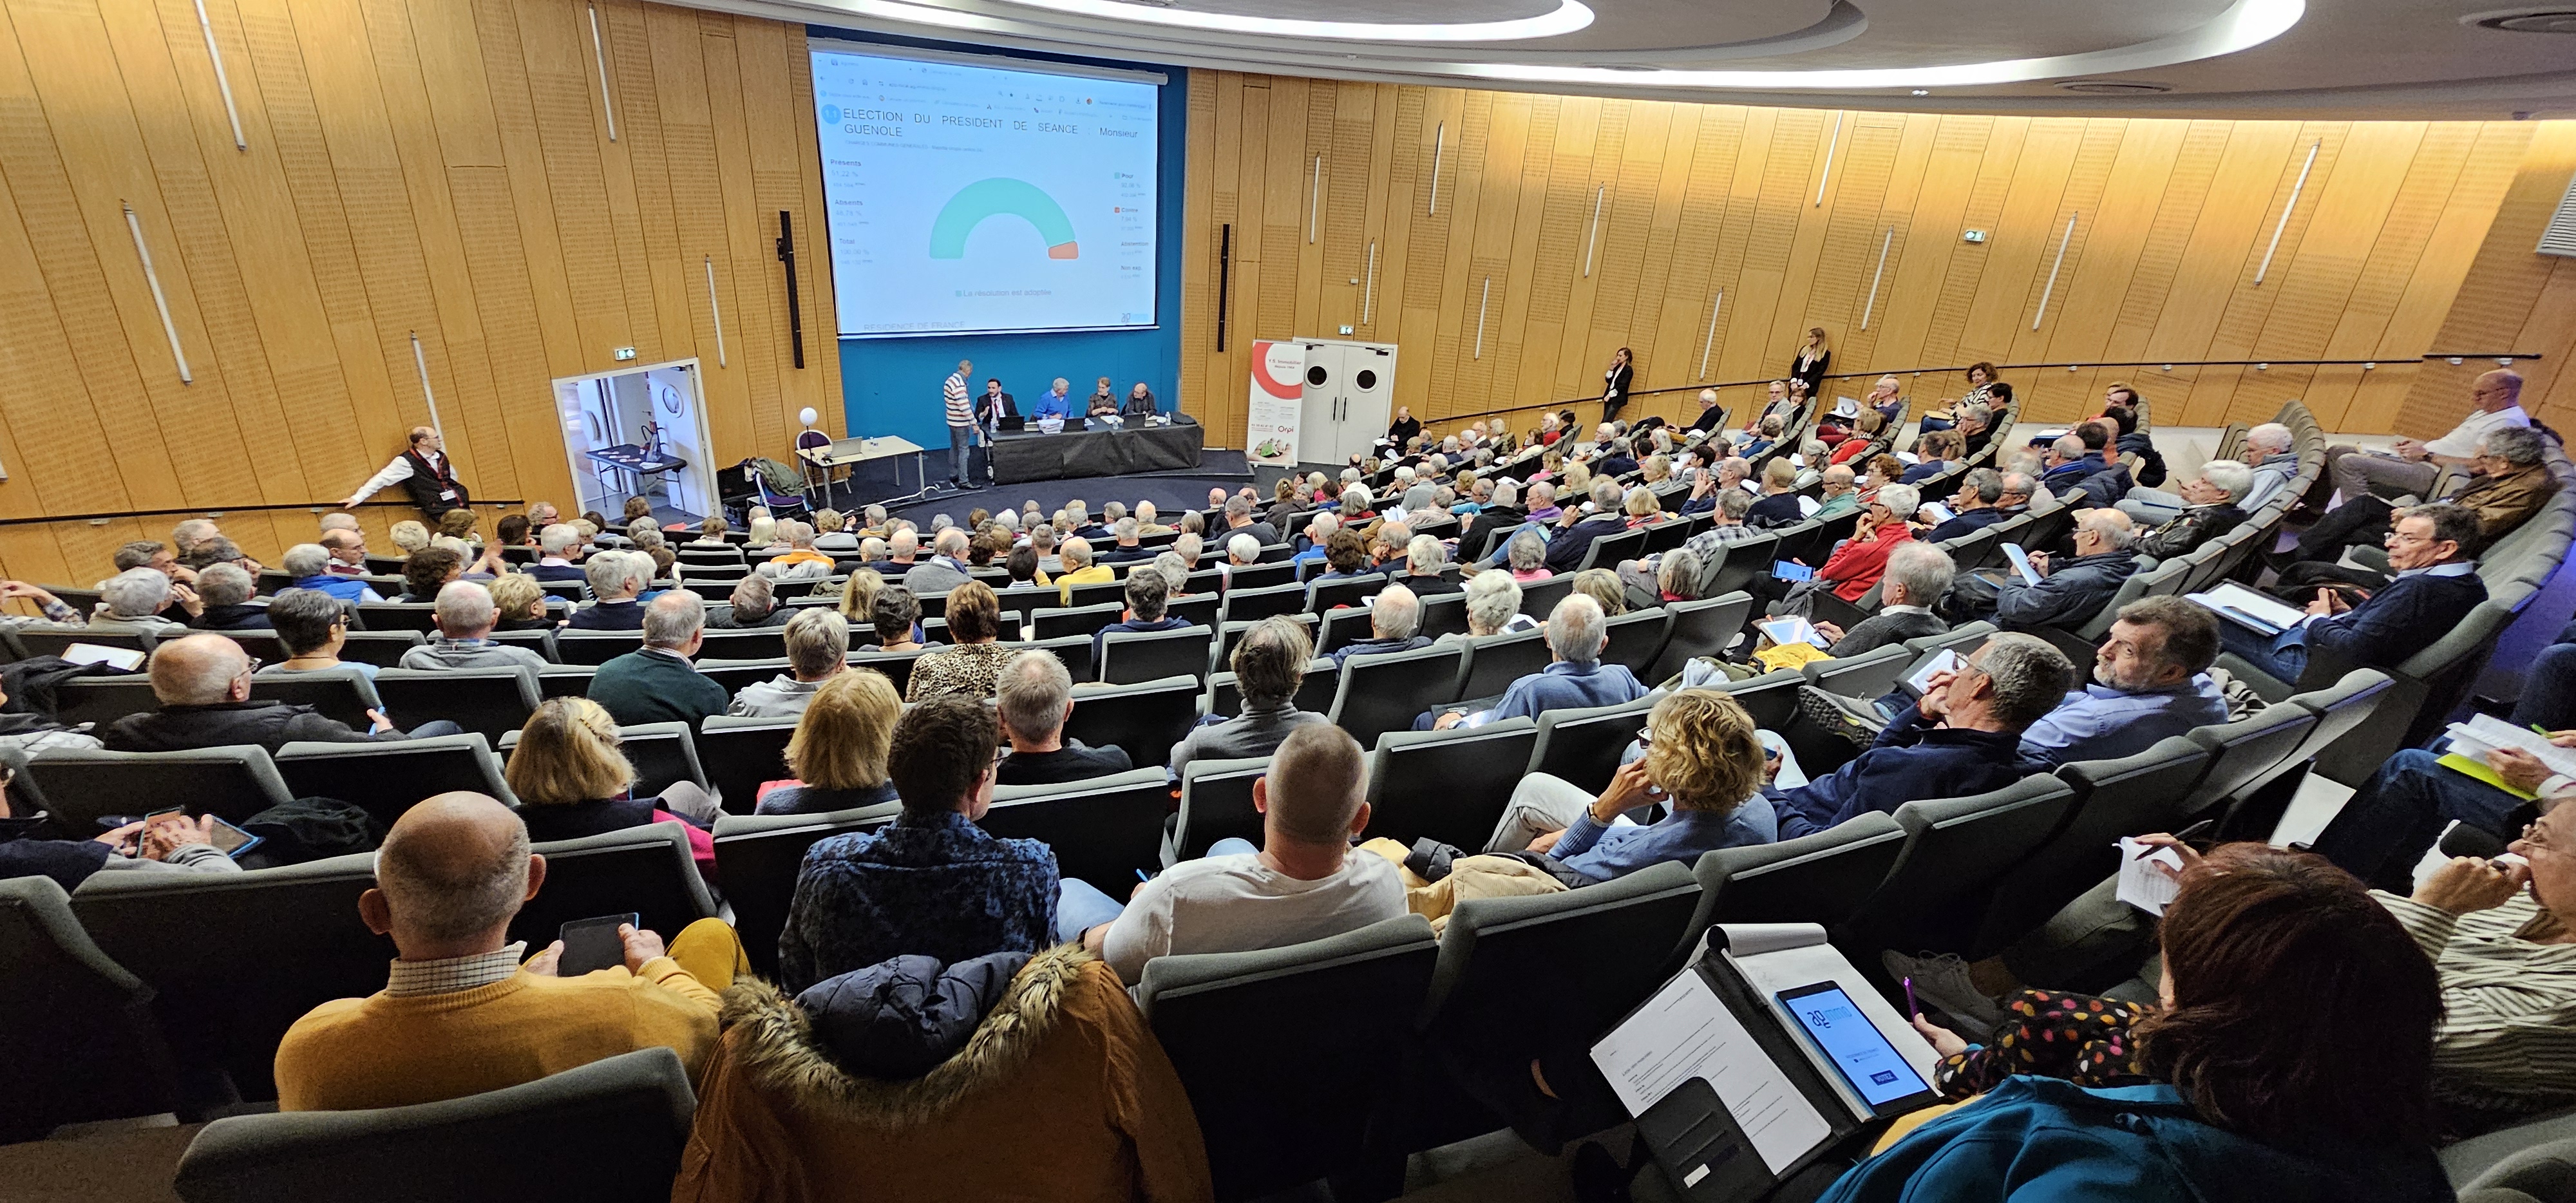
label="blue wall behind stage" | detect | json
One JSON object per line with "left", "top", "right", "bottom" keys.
{"left": 808, "top": 26, "right": 1188, "bottom": 459}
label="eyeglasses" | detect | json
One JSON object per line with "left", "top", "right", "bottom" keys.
{"left": 1634, "top": 725, "right": 1654, "bottom": 748}
{"left": 237, "top": 657, "right": 262, "bottom": 677}
{"left": 2519, "top": 822, "right": 2563, "bottom": 855}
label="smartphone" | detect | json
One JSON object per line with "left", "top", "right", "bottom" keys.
{"left": 1772, "top": 560, "right": 1816, "bottom": 583}
{"left": 1776, "top": 981, "right": 1938, "bottom": 1118}
{"left": 558, "top": 913, "right": 641, "bottom": 976}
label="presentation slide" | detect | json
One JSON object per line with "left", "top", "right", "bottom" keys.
{"left": 810, "top": 46, "right": 1160, "bottom": 338}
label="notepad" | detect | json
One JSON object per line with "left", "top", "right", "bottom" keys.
{"left": 1591, "top": 971, "right": 1834, "bottom": 1175}
{"left": 1740, "top": 479, "right": 1763, "bottom": 496}
{"left": 1921, "top": 502, "right": 1956, "bottom": 524}
{"left": 2442, "top": 714, "right": 2576, "bottom": 790}
{"left": 2116, "top": 838, "right": 2186, "bottom": 916}
{"left": 1902, "top": 649, "right": 1960, "bottom": 697}
{"left": 2000, "top": 542, "right": 2042, "bottom": 586}
{"left": 2187, "top": 582, "right": 2308, "bottom": 634}
{"left": 1790, "top": 454, "right": 1807, "bottom": 468}
{"left": 1796, "top": 496, "right": 1821, "bottom": 518}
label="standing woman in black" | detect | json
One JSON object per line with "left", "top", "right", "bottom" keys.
{"left": 1790, "top": 328, "right": 1832, "bottom": 399}
{"left": 1600, "top": 347, "right": 1635, "bottom": 423}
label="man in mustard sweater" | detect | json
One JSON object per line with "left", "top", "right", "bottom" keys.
{"left": 272, "top": 791, "right": 740, "bottom": 1112}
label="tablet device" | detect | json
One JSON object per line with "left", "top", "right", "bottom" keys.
{"left": 1771, "top": 561, "right": 1815, "bottom": 583}
{"left": 1776, "top": 981, "right": 1938, "bottom": 1118}
{"left": 558, "top": 913, "right": 642, "bottom": 976}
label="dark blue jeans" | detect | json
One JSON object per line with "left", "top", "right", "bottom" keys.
{"left": 2307, "top": 746, "right": 2533, "bottom": 892}
{"left": 2510, "top": 628, "right": 2576, "bottom": 732}
{"left": 2218, "top": 619, "right": 2308, "bottom": 685}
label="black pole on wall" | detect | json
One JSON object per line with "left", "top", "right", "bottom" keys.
{"left": 1217, "top": 222, "right": 1231, "bottom": 353}
{"left": 777, "top": 209, "right": 805, "bottom": 369}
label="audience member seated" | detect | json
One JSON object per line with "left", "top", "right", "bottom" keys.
{"left": 777, "top": 698, "right": 1063, "bottom": 992}
{"left": 1801, "top": 484, "right": 1920, "bottom": 604}
{"left": 2221, "top": 503, "right": 2487, "bottom": 685}
{"left": 1092, "top": 570, "right": 1191, "bottom": 661}
{"left": 835, "top": 568, "right": 884, "bottom": 627}
{"left": 2130, "top": 460, "right": 2252, "bottom": 560}
{"left": 587, "top": 592, "right": 729, "bottom": 727}
{"left": 1835, "top": 844, "right": 2450, "bottom": 1203}
{"left": 2123, "top": 423, "right": 2297, "bottom": 524}
{"left": 272, "top": 792, "right": 734, "bottom": 1111}
{"left": 506, "top": 698, "right": 720, "bottom": 850}
{"left": 904, "top": 581, "right": 1014, "bottom": 702}
{"left": 401, "top": 580, "right": 549, "bottom": 681}
{"left": 992, "top": 652, "right": 1133, "bottom": 787}
{"left": 1307, "top": 528, "right": 1373, "bottom": 586}
{"left": 1811, "top": 544, "right": 1955, "bottom": 656}
{"left": 728, "top": 609, "right": 849, "bottom": 719}
{"left": 486, "top": 573, "right": 555, "bottom": 633}
{"left": 1326, "top": 583, "right": 1428, "bottom": 668}
{"left": 1484, "top": 689, "right": 1776, "bottom": 882}
{"left": 102, "top": 633, "right": 448, "bottom": 750}
{"left": 759, "top": 523, "right": 835, "bottom": 581}
{"left": 705, "top": 574, "right": 789, "bottom": 629}
{"left": 904, "top": 528, "right": 975, "bottom": 596}
{"left": 2327, "top": 367, "right": 2531, "bottom": 507}
{"left": 1059, "top": 723, "right": 1402, "bottom": 988}
{"left": 187, "top": 563, "right": 270, "bottom": 630}
{"left": 395, "top": 546, "right": 462, "bottom": 603}
{"left": 261, "top": 588, "right": 375, "bottom": 682}
{"left": 1439, "top": 573, "right": 1539, "bottom": 646}
{"left": 1900, "top": 431, "right": 1963, "bottom": 486}
{"left": 0, "top": 797, "right": 243, "bottom": 893}
{"left": 83, "top": 568, "right": 191, "bottom": 638}
{"left": 2273, "top": 428, "right": 2555, "bottom": 591}
{"left": 1542, "top": 480, "right": 1631, "bottom": 576}
{"left": 1570, "top": 567, "right": 1627, "bottom": 618}
{"left": 860, "top": 585, "right": 928, "bottom": 655}
{"left": 280, "top": 543, "right": 380, "bottom": 604}
{"left": 1170, "top": 616, "right": 1330, "bottom": 777}
{"left": 1046, "top": 536, "right": 1114, "bottom": 603}
{"left": 1429, "top": 594, "right": 1643, "bottom": 729}
{"left": 1775, "top": 634, "right": 2072, "bottom": 839}
{"left": 527, "top": 524, "right": 587, "bottom": 584}
{"left": 753, "top": 670, "right": 902, "bottom": 816}
{"left": 1745, "top": 459, "right": 1804, "bottom": 528}
{"left": 2036, "top": 433, "right": 2106, "bottom": 495}
{"left": 1923, "top": 469, "right": 2012, "bottom": 543}
{"left": 566, "top": 552, "right": 646, "bottom": 630}
{"left": 1942, "top": 508, "right": 2139, "bottom": 634}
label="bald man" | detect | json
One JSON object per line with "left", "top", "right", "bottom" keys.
{"left": 97, "top": 634, "right": 456, "bottom": 752}
{"left": 272, "top": 792, "right": 736, "bottom": 1111}
{"left": 2327, "top": 368, "right": 2532, "bottom": 506}
{"left": 343, "top": 424, "right": 471, "bottom": 520}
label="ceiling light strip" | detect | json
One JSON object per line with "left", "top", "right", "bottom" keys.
{"left": 2255, "top": 140, "right": 2320, "bottom": 286}
{"left": 1815, "top": 112, "right": 1842, "bottom": 207}
{"left": 1861, "top": 227, "right": 1892, "bottom": 330}
{"left": 980, "top": 0, "right": 1593, "bottom": 42}
{"left": 589, "top": 5, "right": 618, "bottom": 142}
{"left": 193, "top": 0, "right": 245, "bottom": 151}
{"left": 123, "top": 202, "right": 191, "bottom": 384}
{"left": 1583, "top": 184, "right": 1604, "bottom": 278}
{"left": 1309, "top": 156, "right": 1321, "bottom": 244}
{"left": 2033, "top": 213, "right": 2077, "bottom": 330}
{"left": 1699, "top": 291, "right": 1723, "bottom": 378}
{"left": 1475, "top": 277, "right": 1490, "bottom": 360}
{"left": 705, "top": 256, "right": 727, "bottom": 368}
{"left": 410, "top": 332, "right": 445, "bottom": 439}
{"left": 1429, "top": 124, "right": 1444, "bottom": 215}
{"left": 1363, "top": 241, "right": 1378, "bottom": 325}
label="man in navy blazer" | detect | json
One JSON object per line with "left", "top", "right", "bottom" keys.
{"left": 2037, "top": 434, "right": 2105, "bottom": 495}
{"left": 2219, "top": 501, "right": 2487, "bottom": 687}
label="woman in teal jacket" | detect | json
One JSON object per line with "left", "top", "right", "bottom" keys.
{"left": 1821, "top": 844, "right": 2456, "bottom": 1203}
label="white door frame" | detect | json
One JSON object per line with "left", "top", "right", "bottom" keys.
{"left": 550, "top": 357, "right": 719, "bottom": 518}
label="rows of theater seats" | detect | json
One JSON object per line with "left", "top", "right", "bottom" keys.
{"left": 8, "top": 395, "right": 2576, "bottom": 1202}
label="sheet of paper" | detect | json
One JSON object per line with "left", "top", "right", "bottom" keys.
{"left": 2187, "top": 583, "right": 2307, "bottom": 634}
{"left": 1739, "top": 479, "right": 1762, "bottom": 497}
{"left": 1894, "top": 451, "right": 1920, "bottom": 465}
{"left": 1797, "top": 496, "right": 1821, "bottom": 518}
{"left": 2447, "top": 714, "right": 2576, "bottom": 779}
{"left": 1790, "top": 454, "right": 1807, "bottom": 468}
{"left": 1921, "top": 502, "right": 1956, "bottom": 524}
{"left": 2000, "top": 542, "right": 2042, "bottom": 586}
{"left": 1721, "top": 922, "right": 1828, "bottom": 960}
{"left": 2114, "top": 838, "right": 2184, "bottom": 916}
{"left": 1590, "top": 970, "right": 1836, "bottom": 1175}
{"left": 1904, "top": 649, "right": 1960, "bottom": 696}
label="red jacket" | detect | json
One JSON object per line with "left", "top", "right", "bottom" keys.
{"left": 1817, "top": 520, "right": 1914, "bottom": 602}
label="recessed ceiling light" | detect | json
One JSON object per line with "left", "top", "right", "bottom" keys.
{"left": 983, "top": 0, "right": 1594, "bottom": 42}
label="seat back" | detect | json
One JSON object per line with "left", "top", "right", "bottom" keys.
{"left": 1801, "top": 644, "right": 1913, "bottom": 699}
{"left": 696, "top": 628, "right": 788, "bottom": 662}
{"left": 1217, "top": 582, "right": 1308, "bottom": 623}
{"left": 1226, "top": 561, "right": 1296, "bottom": 591}
{"left": 985, "top": 768, "right": 1173, "bottom": 896}
{"left": 340, "top": 630, "right": 431, "bottom": 667}
{"left": 1524, "top": 694, "right": 1660, "bottom": 795}
{"left": 1598, "top": 607, "right": 1672, "bottom": 677}
{"left": 1416, "top": 592, "right": 1470, "bottom": 641}
{"left": 1097, "top": 625, "right": 1217, "bottom": 685}
{"left": 13, "top": 629, "right": 153, "bottom": 663}
{"left": 2181, "top": 702, "right": 2317, "bottom": 817}
{"left": 1972, "top": 739, "right": 2211, "bottom": 956}
{"left": 1646, "top": 592, "right": 1755, "bottom": 681}
{"left": 275, "top": 735, "right": 516, "bottom": 830}
{"left": 1032, "top": 603, "right": 1125, "bottom": 640}
{"left": 1173, "top": 756, "right": 1269, "bottom": 862}
{"left": 0, "top": 876, "right": 175, "bottom": 1142}
{"left": 1327, "top": 642, "right": 1468, "bottom": 752}
{"left": 1307, "top": 573, "right": 1388, "bottom": 614}
{"left": 1137, "top": 917, "right": 1440, "bottom": 1202}
{"left": 371, "top": 667, "right": 541, "bottom": 741}
{"left": 1314, "top": 605, "right": 1379, "bottom": 656}
{"left": 352, "top": 603, "right": 440, "bottom": 634}
{"left": 1514, "top": 574, "right": 1577, "bottom": 622}
{"left": 1361, "top": 720, "right": 1541, "bottom": 851}
{"left": 1706, "top": 533, "right": 1783, "bottom": 600}
{"left": 1577, "top": 527, "right": 1650, "bottom": 573}
{"left": 172, "top": 1047, "right": 696, "bottom": 1203}
{"left": 1204, "top": 658, "right": 1340, "bottom": 719}
{"left": 552, "top": 631, "right": 644, "bottom": 665}
{"left": 710, "top": 804, "right": 901, "bottom": 976}
{"left": 1680, "top": 812, "right": 1904, "bottom": 943}
{"left": 72, "top": 851, "right": 388, "bottom": 1101}
{"left": 1065, "top": 578, "right": 1131, "bottom": 611}
{"left": 1063, "top": 675, "right": 1202, "bottom": 768}
{"left": 1456, "top": 628, "right": 1551, "bottom": 701}
{"left": 696, "top": 715, "right": 799, "bottom": 815}
{"left": 1714, "top": 668, "right": 1806, "bottom": 733}
{"left": 1023, "top": 633, "right": 1095, "bottom": 684}
{"left": 48, "top": 676, "right": 167, "bottom": 728}
{"left": 510, "top": 824, "right": 719, "bottom": 951}
{"left": 1842, "top": 776, "right": 2078, "bottom": 954}
{"left": 25, "top": 746, "right": 296, "bottom": 831}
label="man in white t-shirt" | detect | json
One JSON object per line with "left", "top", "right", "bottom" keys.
{"left": 1076, "top": 723, "right": 1405, "bottom": 985}
{"left": 2327, "top": 368, "right": 2529, "bottom": 506}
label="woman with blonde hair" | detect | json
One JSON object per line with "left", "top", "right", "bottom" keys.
{"left": 745, "top": 508, "right": 777, "bottom": 548}
{"left": 1621, "top": 486, "right": 1663, "bottom": 529}
{"left": 387, "top": 519, "right": 430, "bottom": 556}
{"left": 436, "top": 508, "right": 480, "bottom": 543}
{"left": 1572, "top": 568, "right": 1628, "bottom": 617}
{"left": 1488, "top": 688, "right": 1774, "bottom": 880}
{"left": 755, "top": 669, "right": 903, "bottom": 816}
{"left": 504, "top": 697, "right": 717, "bottom": 866}
{"left": 486, "top": 573, "right": 554, "bottom": 631}
{"left": 835, "top": 567, "right": 886, "bottom": 625}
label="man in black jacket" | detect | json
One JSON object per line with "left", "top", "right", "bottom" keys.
{"left": 100, "top": 634, "right": 454, "bottom": 753}
{"left": 992, "top": 651, "right": 1131, "bottom": 787}
{"left": 1459, "top": 482, "right": 1528, "bottom": 563}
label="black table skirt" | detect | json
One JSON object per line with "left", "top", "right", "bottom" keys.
{"left": 989, "top": 417, "right": 1204, "bottom": 485}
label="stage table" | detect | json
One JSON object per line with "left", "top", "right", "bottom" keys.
{"left": 989, "top": 415, "right": 1204, "bottom": 485}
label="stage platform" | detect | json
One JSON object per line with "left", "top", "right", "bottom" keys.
{"left": 797, "top": 449, "right": 1257, "bottom": 528}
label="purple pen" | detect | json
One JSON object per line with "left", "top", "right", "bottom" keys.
{"left": 1904, "top": 977, "right": 1919, "bottom": 1019}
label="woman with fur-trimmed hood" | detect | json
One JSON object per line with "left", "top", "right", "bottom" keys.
{"left": 674, "top": 944, "right": 1211, "bottom": 1202}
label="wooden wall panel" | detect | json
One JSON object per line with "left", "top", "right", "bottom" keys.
{"left": 2400, "top": 122, "right": 2576, "bottom": 437}
{"left": 0, "top": 0, "right": 839, "bottom": 591}
{"left": 1178, "top": 71, "right": 2553, "bottom": 452}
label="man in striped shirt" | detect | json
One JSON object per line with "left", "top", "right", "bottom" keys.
{"left": 944, "top": 358, "right": 979, "bottom": 488}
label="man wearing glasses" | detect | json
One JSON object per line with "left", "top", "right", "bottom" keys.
{"left": 95, "top": 634, "right": 457, "bottom": 753}
{"left": 2325, "top": 368, "right": 2531, "bottom": 507}
{"left": 2217, "top": 502, "right": 2488, "bottom": 689}
{"left": 2271, "top": 427, "right": 2557, "bottom": 592}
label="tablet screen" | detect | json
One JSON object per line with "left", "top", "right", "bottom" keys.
{"left": 1777, "top": 983, "right": 1932, "bottom": 1112}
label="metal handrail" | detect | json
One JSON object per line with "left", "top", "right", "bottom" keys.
{"left": 0, "top": 498, "right": 528, "bottom": 529}
{"left": 1441, "top": 352, "right": 2546, "bottom": 425}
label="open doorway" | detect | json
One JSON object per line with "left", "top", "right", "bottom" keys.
{"left": 551, "top": 359, "right": 718, "bottom": 526}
